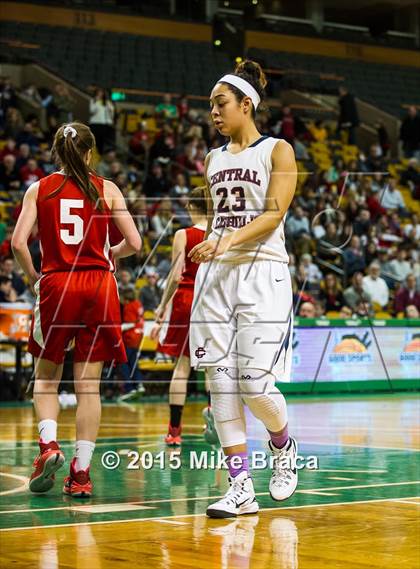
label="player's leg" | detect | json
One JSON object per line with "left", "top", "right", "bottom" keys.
{"left": 63, "top": 360, "right": 103, "bottom": 498}
{"left": 202, "top": 369, "right": 220, "bottom": 446}
{"left": 236, "top": 261, "right": 297, "bottom": 501}
{"left": 205, "top": 366, "right": 259, "bottom": 518}
{"left": 165, "top": 354, "right": 191, "bottom": 446}
{"left": 29, "top": 357, "right": 65, "bottom": 493}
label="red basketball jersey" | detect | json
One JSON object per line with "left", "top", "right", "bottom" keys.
{"left": 179, "top": 225, "right": 205, "bottom": 287}
{"left": 36, "top": 172, "right": 115, "bottom": 273}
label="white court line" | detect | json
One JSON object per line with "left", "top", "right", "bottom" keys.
{"left": 1, "top": 496, "right": 418, "bottom": 533}
{"left": 327, "top": 477, "right": 354, "bottom": 481}
{"left": 1, "top": 480, "right": 418, "bottom": 515}
{"left": 153, "top": 519, "right": 189, "bottom": 525}
{"left": 0, "top": 473, "right": 28, "bottom": 496}
{"left": 392, "top": 498, "right": 420, "bottom": 506}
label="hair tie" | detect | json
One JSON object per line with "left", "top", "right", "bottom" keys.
{"left": 63, "top": 125, "right": 77, "bottom": 139}
{"left": 216, "top": 74, "right": 261, "bottom": 109}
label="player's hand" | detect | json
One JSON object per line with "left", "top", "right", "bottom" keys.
{"left": 150, "top": 323, "right": 161, "bottom": 342}
{"left": 28, "top": 272, "right": 41, "bottom": 295}
{"left": 188, "top": 237, "right": 230, "bottom": 263}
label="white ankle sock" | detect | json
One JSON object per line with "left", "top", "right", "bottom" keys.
{"left": 38, "top": 419, "right": 57, "bottom": 444}
{"left": 75, "top": 440, "right": 95, "bottom": 471}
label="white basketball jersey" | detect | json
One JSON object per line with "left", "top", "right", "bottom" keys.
{"left": 206, "top": 135, "right": 289, "bottom": 263}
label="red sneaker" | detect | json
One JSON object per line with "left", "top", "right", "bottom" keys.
{"left": 29, "top": 440, "right": 65, "bottom": 493}
{"left": 164, "top": 424, "right": 182, "bottom": 446}
{"left": 63, "top": 457, "right": 93, "bottom": 498}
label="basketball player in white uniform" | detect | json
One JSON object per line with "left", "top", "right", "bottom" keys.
{"left": 189, "top": 60, "right": 298, "bottom": 518}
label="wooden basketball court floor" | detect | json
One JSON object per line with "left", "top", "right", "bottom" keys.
{"left": 0, "top": 393, "right": 418, "bottom": 568}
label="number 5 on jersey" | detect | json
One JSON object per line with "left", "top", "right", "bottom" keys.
{"left": 60, "top": 199, "right": 84, "bottom": 245}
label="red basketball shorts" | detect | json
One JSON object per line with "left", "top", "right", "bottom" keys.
{"left": 158, "top": 285, "right": 193, "bottom": 358}
{"left": 28, "top": 269, "right": 127, "bottom": 365}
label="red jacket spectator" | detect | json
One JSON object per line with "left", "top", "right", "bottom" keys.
{"left": 122, "top": 298, "right": 144, "bottom": 349}
{"left": 394, "top": 275, "right": 420, "bottom": 314}
{"left": 20, "top": 159, "right": 44, "bottom": 188}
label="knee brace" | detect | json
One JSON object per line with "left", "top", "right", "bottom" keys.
{"left": 207, "top": 366, "right": 247, "bottom": 447}
{"left": 239, "top": 367, "right": 288, "bottom": 432}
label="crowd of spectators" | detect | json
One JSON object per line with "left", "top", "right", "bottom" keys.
{"left": 0, "top": 75, "right": 419, "bottom": 325}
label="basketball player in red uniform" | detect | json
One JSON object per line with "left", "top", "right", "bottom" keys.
{"left": 11, "top": 122, "right": 142, "bottom": 497}
{"left": 151, "top": 187, "right": 212, "bottom": 445}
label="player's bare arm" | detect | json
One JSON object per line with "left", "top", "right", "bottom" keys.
{"left": 151, "top": 229, "right": 187, "bottom": 339}
{"left": 203, "top": 153, "right": 214, "bottom": 240}
{"left": 11, "top": 181, "right": 41, "bottom": 290}
{"left": 105, "top": 179, "right": 142, "bottom": 259}
{"left": 189, "top": 140, "right": 297, "bottom": 263}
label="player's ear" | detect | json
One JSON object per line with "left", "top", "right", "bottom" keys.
{"left": 242, "top": 96, "right": 252, "bottom": 115}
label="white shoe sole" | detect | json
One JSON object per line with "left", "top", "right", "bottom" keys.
{"left": 206, "top": 499, "right": 259, "bottom": 519}
{"left": 29, "top": 452, "right": 65, "bottom": 493}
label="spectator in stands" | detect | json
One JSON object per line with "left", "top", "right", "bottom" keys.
{"left": 375, "top": 121, "right": 390, "bottom": 157}
{"left": 53, "top": 83, "right": 74, "bottom": 125}
{"left": 117, "top": 268, "right": 135, "bottom": 294}
{"left": 0, "top": 77, "right": 17, "bottom": 122}
{"left": 314, "top": 300, "right": 326, "bottom": 318}
{"left": 38, "top": 149, "right": 55, "bottom": 176}
{"left": 405, "top": 304, "right": 419, "bottom": 319}
{"left": 19, "top": 158, "right": 44, "bottom": 190}
{"left": 365, "top": 144, "right": 385, "bottom": 172}
{"left": 143, "top": 160, "right": 169, "bottom": 198}
{"left": 119, "top": 288, "right": 144, "bottom": 394}
{"left": 316, "top": 222, "right": 342, "bottom": 265}
{"left": 96, "top": 149, "right": 117, "bottom": 178}
{"left": 155, "top": 94, "right": 178, "bottom": 120}
{"left": 0, "top": 275, "right": 17, "bottom": 303}
{"left": 399, "top": 106, "right": 420, "bottom": 159}
{"left": 0, "top": 257, "right": 25, "bottom": 296}
{"left": 177, "top": 95, "right": 189, "bottom": 121}
{"left": 308, "top": 119, "right": 328, "bottom": 142}
{"left": 343, "top": 235, "right": 366, "bottom": 276}
{"left": 354, "top": 299, "right": 374, "bottom": 318}
{"left": 403, "top": 212, "right": 420, "bottom": 242}
{"left": 362, "top": 262, "right": 389, "bottom": 309}
{"left": 381, "top": 178, "right": 407, "bottom": 213}
{"left": 388, "top": 248, "right": 412, "bottom": 284}
{"left": 4, "top": 107, "right": 24, "bottom": 139}
{"left": 140, "top": 271, "right": 162, "bottom": 311}
{"left": 151, "top": 196, "right": 174, "bottom": 244}
{"left": 339, "top": 305, "right": 353, "bottom": 319}
{"left": 16, "top": 122, "right": 40, "bottom": 150}
{"left": 170, "top": 174, "right": 191, "bottom": 228}
{"left": 299, "top": 253, "right": 323, "bottom": 284}
{"left": 277, "top": 106, "right": 295, "bottom": 145}
{"left": 286, "top": 206, "right": 310, "bottom": 238}
{"left": 344, "top": 272, "right": 372, "bottom": 310}
{"left": 394, "top": 273, "right": 420, "bottom": 315}
{"left": 352, "top": 208, "right": 371, "bottom": 237}
{"left": 14, "top": 145, "right": 31, "bottom": 173}
{"left": 319, "top": 273, "right": 344, "bottom": 312}
{"left": 89, "top": 88, "right": 115, "bottom": 154}
{"left": 326, "top": 158, "right": 344, "bottom": 184}
{"left": 376, "top": 249, "right": 395, "bottom": 288}
{"left": 366, "top": 185, "right": 386, "bottom": 221}
{"left": 298, "top": 301, "right": 316, "bottom": 318}
{"left": 0, "top": 138, "right": 18, "bottom": 161}
{"left": 400, "top": 158, "right": 420, "bottom": 199}
{"left": 0, "top": 155, "right": 20, "bottom": 193}
{"left": 337, "top": 85, "right": 359, "bottom": 145}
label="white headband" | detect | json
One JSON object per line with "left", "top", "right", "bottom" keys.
{"left": 63, "top": 125, "right": 77, "bottom": 139}
{"left": 217, "top": 74, "right": 261, "bottom": 110}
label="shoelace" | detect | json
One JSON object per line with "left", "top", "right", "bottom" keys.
{"left": 272, "top": 446, "right": 294, "bottom": 486}
{"left": 225, "top": 478, "right": 247, "bottom": 506}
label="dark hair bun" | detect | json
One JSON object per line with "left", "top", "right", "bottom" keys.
{"left": 234, "top": 59, "right": 267, "bottom": 92}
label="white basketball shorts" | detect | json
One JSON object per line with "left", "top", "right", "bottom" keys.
{"left": 189, "top": 260, "right": 294, "bottom": 381}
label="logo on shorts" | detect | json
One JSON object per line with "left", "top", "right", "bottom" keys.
{"left": 195, "top": 347, "right": 206, "bottom": 358}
